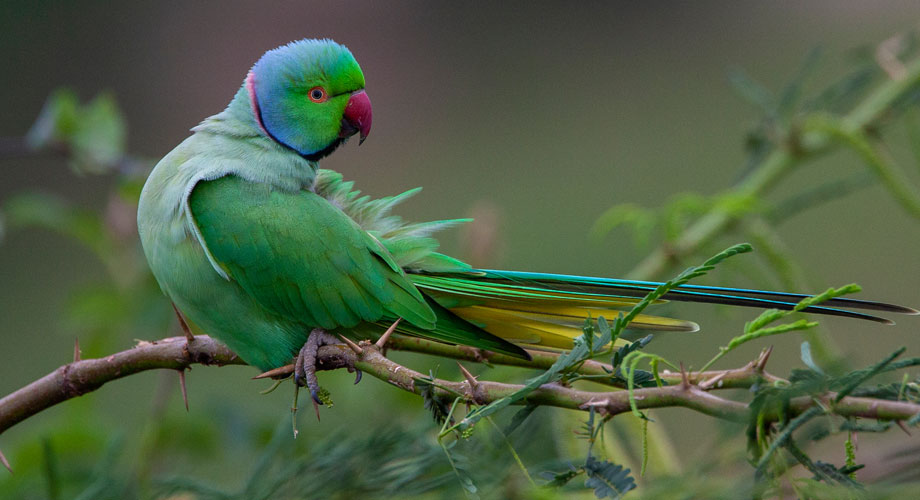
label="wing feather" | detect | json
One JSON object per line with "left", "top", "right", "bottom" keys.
{"left": 188, "top": 175, "right": 437, "bottom": 331}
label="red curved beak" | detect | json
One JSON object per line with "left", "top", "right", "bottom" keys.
{"left": 341, "top": 90, "right": 372, "bottom": 144}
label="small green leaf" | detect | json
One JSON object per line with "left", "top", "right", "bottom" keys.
{"left": 755, "top": 407, "right": 824, "bottom": 475}
{"left": 833, "top": 347, "right": 905, "bottom": 402}
{"left": 25, "top": 89, "right": 127, "bottom": 174}
{"left": 418, "top": 375, "right": 451, "bottom": 425}
{"left": 583, "top": 457, "right": 636, "bottom": 499}
{"left": 540, "top": 465, "right": 581, "bottom": 488}
{"left": 26, "top": 88, "right": 80, "bottom": 151}
{"left": 907, "top": 411, "right": 920, "bottom": 427}
{"left": 315, "top": 387, "right": 334, "bottom": 407}
{"left": 504, "top": 404, "right": 538, "bottom": 436}
{"left": 727, "top": 67, "right": 775, "bottom": 114}
{"left": 811, "top": 461, "right": 864, "bottom": 488}
{"left": 612, "top": 335, "right": 654, "bottom": 369}
{"left": 590, "top": 203, "right": 656, "bottom": 247}
{"left": 440, "top": 440, "right": 479, "bottom": 499}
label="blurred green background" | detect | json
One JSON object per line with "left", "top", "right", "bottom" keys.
{"left": 2, "top": 1, "right": 920, "bottom": 498}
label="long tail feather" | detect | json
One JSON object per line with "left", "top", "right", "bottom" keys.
{"left": 407, "top": 269, "right": 916, "bottom": 351}
{"left": 470, "top": 270, "right": 918, "bottom": 323}
{"left": 661, "top": 283, "right": 918, "bottom": 315}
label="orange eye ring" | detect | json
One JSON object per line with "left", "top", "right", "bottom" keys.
{"left": 308, "top": 86, "right": 328, "bottom": 103}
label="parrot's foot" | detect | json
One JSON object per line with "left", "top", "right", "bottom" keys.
{"left": 294, "top": 328, "right": 363, "bottom": 405}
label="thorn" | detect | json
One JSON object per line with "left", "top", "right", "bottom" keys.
{"left": 755, "top": 346, "right": 774, "bottom": 372}
{"left": 313, "top": 399, "right": 321, "bottom": 422}
{"left": 172, "top": 302, "right": 195, "bottom": 342}
{"left": 178, "top": 370, "right": 189, "bottom": 411}
{"left": 679, "top": 362, "right": 691, "bottom": 389}
{"left": 699, "top": 371, "right": 728, "bottom": 391}
{"left": 338, "top": 335, "right": 363, "bottom": 355}
{"left": 253, "top": 364, "right": 294, "bottom": 380}
{"left": 896, "top": 419, "right": 912, "bottom": 436}
{"left": 73, "top": 338, "right": 81, "bottom": 362}
{"left": 375, "top": 318, "right": 402, "bottom": 349}
{"left": 0, "top": 448, "right": 11, "bottom": 474}
{"left": 456, "top": 362, "right": 479, "bottom": 389}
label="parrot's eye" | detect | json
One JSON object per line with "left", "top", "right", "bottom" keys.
{"left": 308, "top": 87, "right": 327, "bottom": 103}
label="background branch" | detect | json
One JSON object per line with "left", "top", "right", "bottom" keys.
{"left": 626, "top": 56, "right": 920, "bottom": 280}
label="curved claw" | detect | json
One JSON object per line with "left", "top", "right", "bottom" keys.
{"left": 293, "top": 328, "right": 364, "bottom": 408}
{"left": 293, "top": 351, "right": 306, "bottom": 387}
{"left": 310, "top": 388, "right": 323, "bottom": 406}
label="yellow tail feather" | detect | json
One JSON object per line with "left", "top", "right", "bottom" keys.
{"left": 448, "top": 303, "right": 699, "bottom": 350}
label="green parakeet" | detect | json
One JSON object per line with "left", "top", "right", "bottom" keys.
{"left": 137, "top": 39, "right": 916, "bottom": 402}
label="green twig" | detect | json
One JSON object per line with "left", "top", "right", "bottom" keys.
{"left": 699, "top": 284, "right": 859, "bottom": 372}
{"left": 627, "top": 56, "right": 920, "bottom": 280}
{"left": 485, "top": 416, "right": 536, "bottom": 488}
{"left": 805, "top": 114, "right": 920, "bottom": 220}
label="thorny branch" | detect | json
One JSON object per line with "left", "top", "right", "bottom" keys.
{"left": 2, "top": 335, "right": 919, "bottom": 454}
{"left": 0, "top": 336, "right": 243, "bottom": 435}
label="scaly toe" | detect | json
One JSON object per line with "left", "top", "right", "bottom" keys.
{"left": 309, "top": 388, "right": 323, "bottom": 405}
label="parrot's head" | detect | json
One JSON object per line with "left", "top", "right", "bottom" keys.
{"left": 246, "top": 39, "right": 371, "bottom": 161}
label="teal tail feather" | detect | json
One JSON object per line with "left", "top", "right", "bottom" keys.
{"left": 470, "top": 269, "right": 919, "bottom": 325}
{"left": 405, "top": 269, "right": 917, "bottom": 351}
